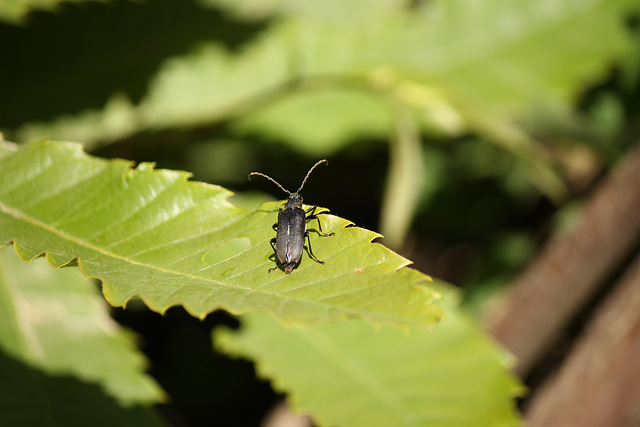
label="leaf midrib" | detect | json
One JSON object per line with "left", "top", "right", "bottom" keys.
{"left": 0, "top": 201, "right": 426, "bottom": 326}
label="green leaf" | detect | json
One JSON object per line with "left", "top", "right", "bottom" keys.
{"left": 0, "top": 139, "right": 441, "bottom": 330}
{"left": 0, "top": 0, "right": 97, "bottom": 24}
{"left": 0, "top": 246, "right": 164, "bottom": 405}
{"left": 232, "top": 87, "right": 392, "bottom": 155}
{"left": 0, "top": 354, "right": 165, "bottom": 427}
{"left": 0, "top": 246, "right": 164, "bottom": 425}
{"left": 15, "top": 0, "right": 636, "bottom": 150}
{"left": 187, "top": 0, "right": 638, "bottom": 131}
{"left": 229, "top": 0, "right": 635, "bottom": 200}
{"left": 140, "top": 40, "right": 291, "bottom": 130}
{"left": 397, "top": 0, "right": 635, "bottom": 111}
{"left": 12, "top": 0, "right": 634, "bottom": 205}
{"left": 215, "top": 284, "right": 523, "bottom": 427}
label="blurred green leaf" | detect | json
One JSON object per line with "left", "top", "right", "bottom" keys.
{"left": 0, "top": 0, "right": 95, "bottom": 24}
{"left": 0, "top": 247, "right": 164, "bottom": 405}
{"left": 0, "top": 139, "right": 441, "bottom": 330}
{"left": 233, "top": 88, "right": 392, "bottom": 154}
{"left": 0, "top": 0, "right": 262, "bottom": 130}
{"left": 199, "top": 0, "right": 637, "bottom": 130}
{"left": 215, "top": 283, "right": 523, "bottom": 427}
{"left": 0, "top": 355, "right": 165, "bottom": 426}
{"left": 15, "top": 0, "right": 636, "bottom": 146}
{"left": 140, "top": 40, "right": 290, "bottom": 130}
{"left": 0, "top": 246, "right": 165, "bottom": 425}
{"left": 11, "top": 0, "right": 636, "bottom": 204}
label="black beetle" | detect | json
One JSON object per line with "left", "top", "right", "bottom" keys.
{"left": 249, "top": 159, "right": 335, "bottom": 274}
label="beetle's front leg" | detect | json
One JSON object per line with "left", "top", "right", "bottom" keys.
{"left": 305, "top": 205, "right": 335, "bottom": 237}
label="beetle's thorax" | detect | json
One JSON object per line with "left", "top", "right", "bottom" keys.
{"left": 285, "top": 193, "right": 303, "bottom": 209}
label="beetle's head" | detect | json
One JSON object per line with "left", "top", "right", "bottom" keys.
{"left": 285, "top": 193, "right": 303, "bottom": 209}
{"left": 248, "top": 159, "right": 328, "bottom": 208}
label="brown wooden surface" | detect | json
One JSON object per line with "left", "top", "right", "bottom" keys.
{"left": 487, "top": 143, "right": 640, "bottom": 375}
{"left": 523, "top": 254, "right": 640, "bottom": 427}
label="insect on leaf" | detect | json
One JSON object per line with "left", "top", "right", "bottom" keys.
{"left": 0, "top": 139, "right": 441, "bottom": 330}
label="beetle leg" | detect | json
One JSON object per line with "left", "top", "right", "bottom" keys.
{"left": 272, "top": 223, "right": 278, "bottom": 231}
{"left": 312, "top": 212, "right": 335, "bottom": 236}
{"left": 305, "top": 206, "right": 335, "bottom": 237}
{"left": 268, "top": 238, "right": 279, "bottom": 273}
{"left": 304, "top": 231, "right": 325, "bottom": 264}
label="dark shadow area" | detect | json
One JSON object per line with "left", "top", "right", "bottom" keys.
{"left": 111, "top": 306, "right": 280, "bottom": 427}
{"left": 0, "top": 348, "right": 164, "bottom": 426}
{"left": 0, "top": 0, "right": 265, "bottom": 127}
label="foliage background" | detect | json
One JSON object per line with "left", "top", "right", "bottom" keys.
{"left": 1, "top": 0, "right": 639, "bottom": 425}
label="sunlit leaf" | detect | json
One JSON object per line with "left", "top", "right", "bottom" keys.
{"left": 215, "top": 284, "right": 523, "bottom": 427}
{"left": 0, "top": 139, "right": 441, "bottom": 330}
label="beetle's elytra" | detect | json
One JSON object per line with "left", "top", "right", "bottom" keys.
{"left": 249, "top": 159, "right": 334, "bottom": 274}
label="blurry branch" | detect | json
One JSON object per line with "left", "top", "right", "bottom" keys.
{"left": 471, "top": 117, "right": 569, "bottom": 203}
{"left": 487, "top": 141, "right": 640, "bottom": 376}
{"left": 379, "top": 99, "right": 424, "bottom": 250}
{"left": 523, "top": 253, "right": 640, "bottom": 427}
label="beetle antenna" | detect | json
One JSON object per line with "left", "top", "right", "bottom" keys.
{"left": 248, "top": 172, "right": 291, "bottom": 195}
{"left": 296, "top": 159, "right": 328, "bottom": 193}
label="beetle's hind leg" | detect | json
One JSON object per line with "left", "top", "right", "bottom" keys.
{"left": 304, "top": 231, "right": 325, "bottom": 264}
{"left": 305, "top": 206, "right": 335, "bottom": 237}
{"left": 268, "top": 238, "right": 279, "bottom": 272}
